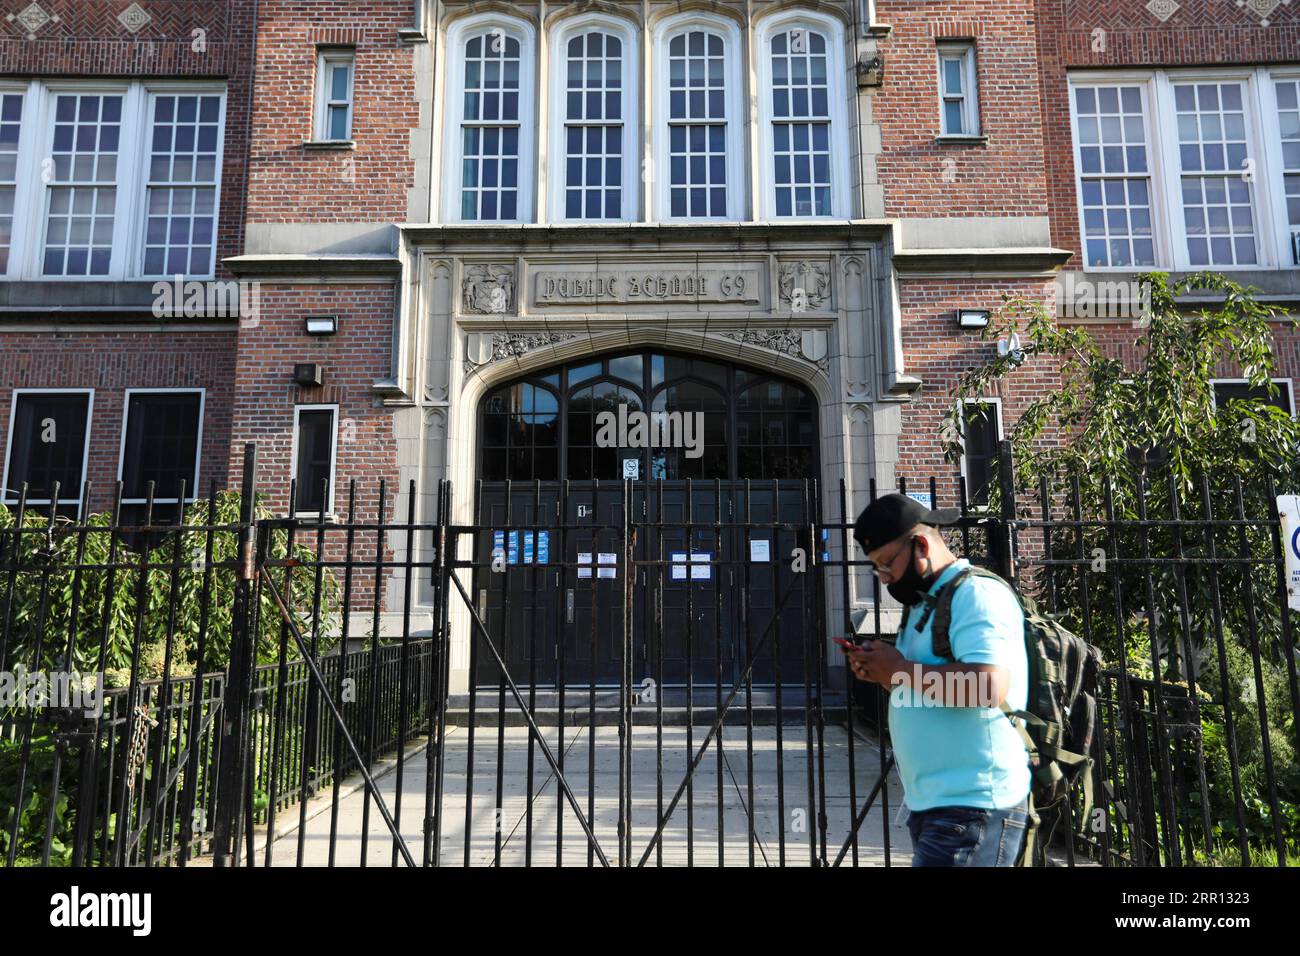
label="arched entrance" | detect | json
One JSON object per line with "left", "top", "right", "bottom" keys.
{"left": 472, "top": 349, "right": 821, "bottom": 689}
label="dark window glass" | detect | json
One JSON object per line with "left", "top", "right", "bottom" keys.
{"left": 295, "top": 408, "right": 335, "bottom": 513}
{"left": 4, "top": 392, "right": 90, "bottom": 505}
{"left": 1213, "top": 381, "right": 1294, "bottom": 416}
{"left": 121, "top": 392, "right": 201, "bottom": 501}
{"left": 476, "top": 352, "right": 819, "bottom": 481}
{"left": 962, "top": 402, "right": 1001, "bottom": 507}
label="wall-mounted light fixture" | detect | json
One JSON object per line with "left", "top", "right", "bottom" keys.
{"left": 956, "top": 308, "right": 990, "bottom": 329}
{"left": 304, "top": 315, "right": 338, "bottom": 335}
{"left": 856, "top": 53, "right": 885, "bottom": 88}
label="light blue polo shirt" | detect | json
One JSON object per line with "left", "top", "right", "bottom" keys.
{"left": 885, "top": 558, "right": 1030, "bottom": 811}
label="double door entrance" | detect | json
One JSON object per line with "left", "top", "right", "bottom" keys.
{"left": 471, "top": 481, "right": 819, "bottom": 690}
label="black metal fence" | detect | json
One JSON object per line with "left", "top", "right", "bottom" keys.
{"left": 2, "top": 442, "right": 1295, "bottom": 866}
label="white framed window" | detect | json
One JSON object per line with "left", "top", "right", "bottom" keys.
{"left": 652, "top": 13, "right": 744, "bottom": 221}
{"left": 1267, "top": 73, "right": 1300, "bottom": 264}
{"left": 937, "top": 42, "right": 980, "bottom": 137}
{"left": 1069, "top": 68, "right": 1300, "bottom": 271}
{"left": 3, "top": 389, "right": 94, "bottom": 515}
{"left": 0, "top": 88, "right": 27, "bottom": 273}
{"left": 291, "top": 404, "right": 339, "bottom": 516}
{"left": 117, "top": 389, "right": 205, "bottom": 505}
{"left": 548, "top": 15, "right": 639, "bottom": 222}
{"left": 959, "top": 398, "right": 1002, "bottom": 508}
{"left": 439, "top": 14, "right": 536, "bottom": 223}
{"left": 1, "top": 79, "right": 226, "bottom": 280}
{"left": 142, "top": 91, "right": 225, "bottom": 276}
{"left": 1070, "top": 82, "right": 1158, "bottom": 269}
{"left": 755, "top": 12, "right": 851, "bottom": 219}
{"left": 1210, "top": 378, "right": 1295, "bottom": 417}
{"left": 313, "top": 49, "right": 355, "bottom": 142}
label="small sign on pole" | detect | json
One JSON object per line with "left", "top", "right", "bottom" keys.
{"left": 1278, "top": 495, "right": 1300, "bottom": 611}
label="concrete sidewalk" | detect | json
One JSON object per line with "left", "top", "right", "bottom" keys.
{"left": 259, "top": 723, "right": 913, "bottom": 867}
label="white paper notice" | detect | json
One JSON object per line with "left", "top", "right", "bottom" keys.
{"left": 690, "top": 552, "right": 711, "bottom": 580}
{"left": 749, "top": 538, "right": 771, "bottom": 563}
{"left": 598, "top": 552, "right": 617, "bottom": 579}
{"left": 578, "top": 552, "right": 593, "bottom": 579}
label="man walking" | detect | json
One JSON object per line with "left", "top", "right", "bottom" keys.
{"left": 844, "top": 493, "right": 1031, "bottom": 867}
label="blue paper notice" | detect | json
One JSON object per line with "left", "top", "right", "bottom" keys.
{"left": 537, "top": 531, "right": 549, "bottom": 564}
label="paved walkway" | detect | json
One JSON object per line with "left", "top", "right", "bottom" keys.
{"left": 259, "top": 723, "right": 913, "bottom": 867}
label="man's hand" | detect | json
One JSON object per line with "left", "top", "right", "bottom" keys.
{"left": 844, "top": 639, "right": 905, "bottom": 686}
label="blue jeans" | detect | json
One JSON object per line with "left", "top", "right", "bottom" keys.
{"left": 907, "top": 799, "right": 1030, "bottom": 867}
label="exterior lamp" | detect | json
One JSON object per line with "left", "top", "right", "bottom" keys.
{"left": 304, "top": 315, "right": 338, "bottom": 335}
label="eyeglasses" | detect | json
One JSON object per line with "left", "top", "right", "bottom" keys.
{"left": 864, "top": 537, "right": 916, "bottom": 579}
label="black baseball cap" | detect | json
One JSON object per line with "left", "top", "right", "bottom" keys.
{"left": 853, "top": 493, "right": 959, "bottom": 552}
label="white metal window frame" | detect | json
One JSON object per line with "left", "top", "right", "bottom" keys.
{"left": 116, "top": 387, "right": 206, "bottom": 505}
{"left": 2, "top": 78, "right": 226, "bottom": 281}
{"left": 436, "top": 12, "right": 537, "bottom": 224}
{"left": 1209, "top": 377, "right": 1296, "bottom": 417}
{"left": 547, "top": 13, "right": 640, "bottom": 223}
{"left": 651, "top": 12, "right": 746, "bottom": 222}
{"left": 313, "top": 49, "right": 356, "bottom": 142}
{"left": 2, "top": 387, "right": 95, "bottom": 512}
{"left": 753, "top": 10, "right": 853, "bottom": 221}
{"left": 936, "top": 41, "right": 980, "bottom": 137}
{"left": 958, "top": 397, "right": 1003, "bottom": 508}
{"left": 1069, "top": 67, "right": 1296, "bottom": 272}
{"left": 290, "top": 403, "right": 339, "bottom": 517}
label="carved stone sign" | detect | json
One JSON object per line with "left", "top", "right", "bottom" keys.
{"left": 533, "top": 268, "right": 761, "bottom": 306}
{"left": 462, "top": 263, "right": 516, "bottom": 314}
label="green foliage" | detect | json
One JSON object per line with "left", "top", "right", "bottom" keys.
{"left": 948, "top": 271, "right": 1300, "bottom": 863}
{"left": 0, "top": 491, "right": 341, "bottom": 685}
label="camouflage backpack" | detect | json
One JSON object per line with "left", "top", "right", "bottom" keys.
{"left": 900, "top": 565, "right": 1104, "bottom": 865}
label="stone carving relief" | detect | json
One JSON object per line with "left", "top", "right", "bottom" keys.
{"left": 462, "top": 331, "right": 581, "bottom": 375}
{"left": 461, "top": 263, "right": 516, "bottom": 315}
{"left": 718, "top": 328, "right": 829, "bottom": 374}
{"left": 778, "top": 260, "right": 830, "bottom": 311}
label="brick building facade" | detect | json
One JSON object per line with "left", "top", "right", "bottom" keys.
{"left": 2, "top": 0, "right": 1296, "bottom": 690}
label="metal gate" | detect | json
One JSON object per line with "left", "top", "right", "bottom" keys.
{"left": 3, "top": 441, "right": 1296, "bottom": 867}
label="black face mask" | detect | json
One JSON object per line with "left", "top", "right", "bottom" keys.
{"left": 885, "top": 539, "right": 937, "bottom": 607}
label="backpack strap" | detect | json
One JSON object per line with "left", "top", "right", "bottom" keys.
{"left": 929, "top": 567, "right": 975, "bottom": 659}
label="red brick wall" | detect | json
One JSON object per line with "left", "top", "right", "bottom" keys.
{"left": 895, "top": 277, "right": 1060, "bottom": 501}
{"left": 0, "top": 0, "right": 256, "bottom": 280}
{"left": 244, "top": 3, "right": 418, "bottom": 223}
{"left": 226, "top": 284, "right": 400, "bottom": 520}
{"left": 0, "top": 330, "right": 236, "bottom": 514}
{"left": 1034, "top": 0, "right": 1300, "bottom": 261}
{"left": 875, "top": 0, "right": 1048, "bottom": 218}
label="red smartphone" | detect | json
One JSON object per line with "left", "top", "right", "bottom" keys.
{"left": 834, "top": 637, "right": 861, "bottom": 653}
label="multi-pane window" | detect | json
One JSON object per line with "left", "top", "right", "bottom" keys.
{"left": 770, "top": 27, "right": 832, "bottom": 217}
{"left": 120, "top": 391, "right": 203, "bottom": 503}
{"left": 293, "top": 406, "right": 337, "bottom": 514}
{"left": 938, "top": 43, "right": 979, "bottom": 136}
{"left": 1, "top": 81, "right": 224, "bottom": 279}
{"left": 1274, "top": 79, "right": 1300, "bottom": 262}
{"left": 1174, "top": 81, "right": 1257, "bottom": 266}
{"left": 143, "top": 94, "right": 221, "bottom": 276}
{"left": 563, "top": 31, "right": 623, "bottom": 220}
{"left": 1070, "top": 69, "right": 1300, "bottom": 270}
{"left": 3, "top": 391, "right": 92, "bottom": 513}
{"left": 1073, "top": 85, "right": 1155, "bottom": 268}
{"left": 667, "top": 30, "right": 727, "bottom": 218}
{"left": 314, "top": 51, "right": 354, "bottom": 141}
{"left": 44, "top": 93, "right": 121, "bottom": 276}
{"left": 480, "top": 381, "right": 560, "bottom": 481}
{"left": 960, "top": 400, "right": 1001, "bottom": 508}
{"left": 0, "top": 93, "right": 21, "bottom": 272}
{"left": 460, "top": 30, "right": 521, "bottom": 221}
